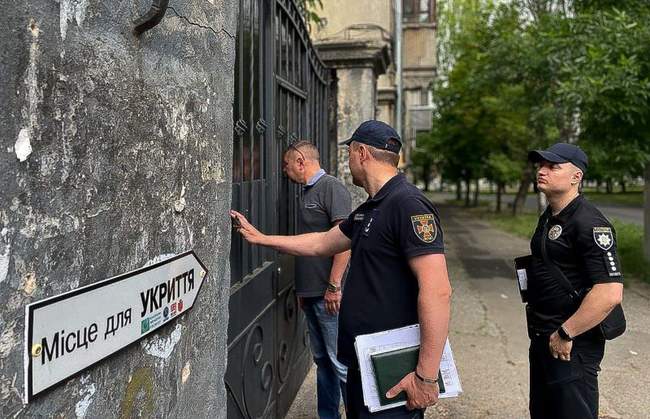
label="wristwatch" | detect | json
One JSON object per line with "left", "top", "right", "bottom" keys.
{"left": 327, "top": 282, "right": 341, "bottom": 293}
{"left": 557, "top": 325, "right": 573, "bottom": 342}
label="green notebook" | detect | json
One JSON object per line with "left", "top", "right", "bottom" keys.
{"left": 370, "top": 346, "right": 446, "bottom": 406}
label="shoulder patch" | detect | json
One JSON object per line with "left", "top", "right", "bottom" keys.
{"left": 354, "top": 213, "right": 365, "bottom": 221}
{"left": 411, "top": 214, "right": 437, "bottom": 243}
{"left": 593, "top": 227, "right": 614, "bottom": 250}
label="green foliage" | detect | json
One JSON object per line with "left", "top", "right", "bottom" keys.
{"left": 301, "top": 0, "right": 325, "bottom": 31}
{"left": 417, "top": 0, "right": 650, "bottom": 192}
{"left": 584, "top": 192, "right": 644, "bottom": 207}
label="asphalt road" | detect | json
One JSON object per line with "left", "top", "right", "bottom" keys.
{"left": 286, "top": 205, "right": 650, "bottom": 418}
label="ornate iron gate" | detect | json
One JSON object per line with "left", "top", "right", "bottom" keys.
{"left": 226, "top": 0, "right": 331, "bottom": 417}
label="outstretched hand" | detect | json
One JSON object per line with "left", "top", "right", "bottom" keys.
{"left": 386, "top": 371, "right": 439, "bottom": 411}
{"left": 230, "top": 210, "right": 265, "bottom": 245}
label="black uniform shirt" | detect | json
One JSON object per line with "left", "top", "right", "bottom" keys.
{"left": 337, "top": 173, "right": 444, "bottom": 367}
{"left": 527, "top": 194, "right": 623, "bottom": 335}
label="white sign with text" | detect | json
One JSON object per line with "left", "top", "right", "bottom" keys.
{"left": 24, "top": 251, "right": 208, "bottom": 403}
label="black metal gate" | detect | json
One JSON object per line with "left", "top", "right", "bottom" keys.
{"left": 226, "top": 0, "right": 331, "bottom": 417}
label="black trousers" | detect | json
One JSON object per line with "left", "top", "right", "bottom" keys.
{"left": 529, "top": 336, "right": 605, "bottom": 419}
{"left": 345, "top": 367, "right": 424, "bottom": 419}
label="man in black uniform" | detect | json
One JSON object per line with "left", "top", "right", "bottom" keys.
{"left": 231, "top": 120, "right": 452, "bottom": 418}
{"left": 526, "top": 143, "right": 624, "bottom": 419}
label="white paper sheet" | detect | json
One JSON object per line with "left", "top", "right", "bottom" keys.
{"left": 354, "top": 324, "right": 462, "bottom": 413}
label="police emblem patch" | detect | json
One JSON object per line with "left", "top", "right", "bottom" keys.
{"left": 548, "top": 225, "right": 563, "bottom": 240}
{"left": 411, "top": 214, "right": 437, "bottom": 243}
{"left": 593, "top": 227, "right": 614, "bottom": 250}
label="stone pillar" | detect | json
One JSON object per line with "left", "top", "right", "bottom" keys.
{"left": 0, "top": 1, "right": 236, "bottom": 416}
{"left": 316, "top": 40, "right": 391, "bottom": 207}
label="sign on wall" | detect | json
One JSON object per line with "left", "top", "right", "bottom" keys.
{"left": 24, "top": 251, "right": 208, "bottom": 403}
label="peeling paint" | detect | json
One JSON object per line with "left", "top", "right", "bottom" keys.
{"left": 21, "top": 272, "right": 37, "bottom": 296}
{"left": 142, "top": 324, "right": 183, "bottom": 359}
{"left": 0, "top": 321, "right": 17, "bottom": 358}
{"left": 59, "top": 0, "right": 88, "bottom": 40}
{"left": 181, "top": 361, "right": 191, "bottom": 384}
{"left": 0, "top": 242, "right": 10, "bottom": 284}
{"left": 15, "top": 128, "right": 32, "bottom": 162}
{"left": 75, "top": 375, "right": 96, "bottom": 418}
{"left": 17, "top": 20, "right": 42, "bottom": 162}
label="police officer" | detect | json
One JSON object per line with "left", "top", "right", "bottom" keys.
{"left": 526, "top": 143, "right": 624, "bottom": 419}
{"left": 231, "top": 120, "right": 452, "bottom": 418}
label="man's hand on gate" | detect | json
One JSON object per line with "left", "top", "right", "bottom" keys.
{"left": 230, "top": 210, "right": 265, "bottom": 244}
{"left": 549, "top": 331, "right": 573, "bottom": 361}
{"left": 386, "top": 371, "right": 439, "bottom": 410}
{"left": 324, "top": 289, "right": 341, "bottom": 314}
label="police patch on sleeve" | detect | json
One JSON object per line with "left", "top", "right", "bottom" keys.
{"left": 593, "top": 227, "right": 614, "bottom": 251}
{"left": 411, "top": 214, "right": 437, "bottom": 243}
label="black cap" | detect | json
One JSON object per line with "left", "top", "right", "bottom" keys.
{"left": 340, "top": 120, "right": 402, "bottom": 154}
{"left": 528, "top": 143, "right": 588, "bottom": 173}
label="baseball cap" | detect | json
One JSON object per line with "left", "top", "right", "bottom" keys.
{"left": 340, "top": 120, "right": 402, "bottom": 154}
{"left": 528, "top": 143, "right": 588, "bottom": 173}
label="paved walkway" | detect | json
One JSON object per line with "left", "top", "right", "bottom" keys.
{"left": 287, "top": 205, "right": 650, "bottom": 418}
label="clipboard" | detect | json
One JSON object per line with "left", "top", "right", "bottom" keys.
{"left": 514, "top": 255, "right": 532, "bottom": 303}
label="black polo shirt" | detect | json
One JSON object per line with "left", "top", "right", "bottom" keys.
{"left": 527, "top": 194, "right": 623, "bottom": 336}
{"left": 337, "top": 173, "right": 444, "bottom": 367}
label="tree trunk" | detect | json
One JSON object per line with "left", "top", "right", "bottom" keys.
{"left": 596, "top": 180, "right": 601, "bottom": 193}
{"left": 620, "top": 179, "right": 626, "bottom": 193}
{"left": 496, "top": 182, "right": 504, "bottom": 213}
{"left": 464, "top": 178, "right": 471, "bottom": 207}
{"left": 512, "top": 163, "right": 535, "bottom": 215}
{"left": 643, "top": 163, "right": 650, "bottom": 263}
{"left": 473, "top": 178, "right": 480, "bottom": 207}
{"left": 606, "top": 178, "right": 613, "bottom": 194}
{"left": 456, "top": 179, "right": 462, "bottom": 201}
{"left": 423, "top": 164, "right": 431, "bottom": 192}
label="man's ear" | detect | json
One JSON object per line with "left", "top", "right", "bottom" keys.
{"left": 358, "top": 144, "right": 369, "bottom": 162}
{"left": 572, "top": 169, "right": 583, "bottom": 185}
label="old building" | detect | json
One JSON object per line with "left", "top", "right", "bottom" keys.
{"left": 311, "top": 0, "right": 437, "bottom": 184}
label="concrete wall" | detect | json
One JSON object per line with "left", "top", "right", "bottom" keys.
{"left": 0, "top": 0, "right": 236, "bottom": 417}
{"left": 336, "top": 67, "right": 376, "bottom": 207}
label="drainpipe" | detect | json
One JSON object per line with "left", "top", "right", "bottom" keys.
{"left": 395, "top": 0, "right": 403, "bottom": 140}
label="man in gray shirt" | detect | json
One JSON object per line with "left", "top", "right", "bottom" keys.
{"left": 283, "top": 140, "right": 352, "bottom": 419}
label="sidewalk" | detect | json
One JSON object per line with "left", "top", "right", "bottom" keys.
{"left": 287, "top": 205, "right": 650, "bottom": 418}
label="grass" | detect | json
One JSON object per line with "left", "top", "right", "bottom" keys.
{"left": 467, "top": 207, "right": 649, "bottom": 283}
{"left": 583, "top": 191, "right": 644, "bottom": 207}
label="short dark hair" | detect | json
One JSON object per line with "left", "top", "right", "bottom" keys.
{"left": 352, "top": 142, "right": 400, "bottom": 167}
{"left": 286, "top": 140, "right": 320, "bottom": 161}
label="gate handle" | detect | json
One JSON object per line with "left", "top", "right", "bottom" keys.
{"left": 133, "top": 0, "right": 169, "bottom": 35}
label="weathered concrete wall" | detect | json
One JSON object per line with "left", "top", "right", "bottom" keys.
{"left": 336, "top": 67, "right": 376, "bottom": 207}
{"left": 0, "top": 0, "right": 236, "bottom": 417}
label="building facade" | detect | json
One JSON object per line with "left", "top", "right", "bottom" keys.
{"left": 311, "top": 0, "right": 437, "bottom": 178}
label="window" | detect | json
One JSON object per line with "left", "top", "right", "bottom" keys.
{"left": 403, "top": 0, "right": 434, "bottom": 23}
